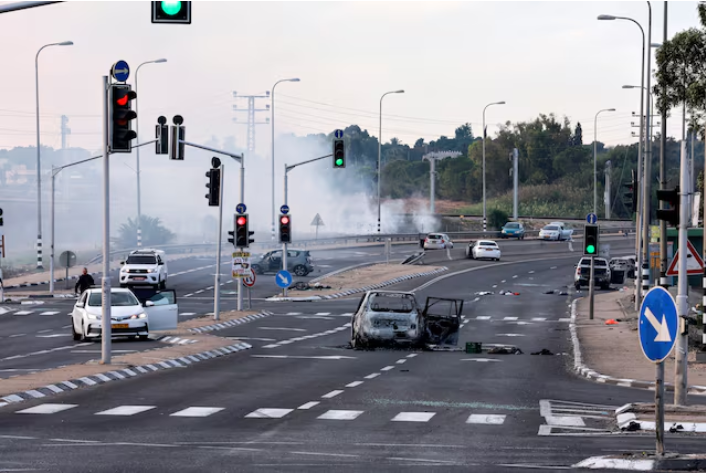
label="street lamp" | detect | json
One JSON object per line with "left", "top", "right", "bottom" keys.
{"left": 35, "top": 40, "right": 73, "bottom": 271}
{"left": 134, "top": 58, "right": 167, "bottom": 248}
{"left": 271, "top": 77, "right": 300, "bottom": 241}
{"left": 593, "top": 108, "right": 616, "bottom": 216}
{"left": 482, "top": 101, "right": 505, "bottom": 234}
{"left": 377, "top": 89, "right": 405, "bottom": 234}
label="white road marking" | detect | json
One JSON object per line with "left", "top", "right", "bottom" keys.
{"left": 183, "top": 294, "right": 194, "bottom": 298}
{"left": 461, "top": 358, "right": 502, "bottom": 363}
{"left": 381, "top": 366, "right": 395, "bottom": 371}
{"left": 396, "top": 359, "right": 407, "bottom": 364}
{"left": 96, "top": 405, "right": 156, "bottom": 416}
{"left": 392, "top": 412, "right": 436, "bottom": 422}
{"left": 285, "top": 312, "right": 302, "bottom": 315}
{"left": 532, "top": 317, "right": 547, "bottom": 322}
{"left": 317, "top": 410, "right": 363, "bottom": 420}
{"left": 14, "top": 311, "right": 33, "bottom": 316}
{"left": 321, "top": 390, "right": 344, "bottom": 399}
{"left": 258, "top": 327, "right": 307, "bottom": 332}
{"left": 345, "top": 381, "right": 364, "bottom": 388}
{"left": 229, "top": 337, "right": 277, "bottom": 342}
{"left": 35, "top": 334, "right": 66, "bottom": 338}
{"left": 315, "top": 312, "right": 331, "bottom": 316}
{"left": 364, "top": 373, "right": 380, "bottom": 379}
{"left": 496, "top": 334, "right": 525, "bottom": 337}
{"left": 503, "top": 317, "right": 518, "bottom": 321}
{"left": 528, "top": 271, "right": 535, "bottom": 274}
{"left": 195, "top": 290, "right": 204, "bottom": 294}
{"left": 466, "top": 414, "right": 506, "bottom": 424}
{"left": 501, "top": 280, "right": 506, "bottom": 283}
{"left": 558, "top": 318, "right": 571, "bottom": 322}
{"left": 16, "top": 404, "right": 77, "bottom": 414}
{"left": 39, "top": 311, "right": 60, "bottom": 316}
{"left": 297, "top": 402, "right": 320, "bottom": 410}
{"left": 37, "top": 329, "right": 52, "bottom": 334}
{"left": 476, "top": 316, "right": 491, "bottom": 320}
{"left": 170, "top": 407, "right": 224, "bottom": 417}
{"left": 245, "top": 408, "right": 293, "bottom": 419}
{"left": 406, "top": 354, "right": 417, "bottom": 358}
{"left": 512, "top": 275, "right": 518, "bottom": 279}
{"left": 550, "top": 266, "right": 558, "bottom": 270}
{"left": 179, "top": 312, "right": 196, "bottom": 317}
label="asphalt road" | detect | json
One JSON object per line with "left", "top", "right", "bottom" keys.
{"left": 2, "top": 241, "right": 702, "bottom": 472}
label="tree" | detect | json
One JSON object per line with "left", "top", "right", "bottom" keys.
{"left": 113, "top": 216, "right": 176, "bottom": 248}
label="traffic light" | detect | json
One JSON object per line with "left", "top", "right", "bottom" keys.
{"left": 333, "top": 139, "right": 345, "bottom": 168}
{"left": 279, "top": 214, "right": 291, "bottom": 243}
{"left": 205, "top": 168, "right": 221, "bottom": 207}
{"left": 227, "top": 230, "right": 235, "bottom": 246}
{"left": 0, "top": 207, "right": 3, "bottom": 227}
{"left": 235, "top": 214, "right": 250, "bottom": 247}
{"left": 151, "top": 1, "right": 191, "bottom": 24}
{"left": 623, "top": 170, "right": 635, "bottom": 213}
{"left": 584, "top": 224, "right": 599, "bottom": 256}
{"left": 657, "top": 186, "right": 680, "bottom": 227}
{"left": 170, "top": 125, "right": 185, "bottom": 160}
{"left": 156, "top": 116, "right": 169, "bottom": 155}
{"left": 110, "top": 84, "right": 137, "bottom": 153}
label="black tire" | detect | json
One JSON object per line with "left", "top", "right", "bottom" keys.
{"left": 293, "top": 265, "right": 308, "bottom": 277}
{"left": 575, "top": 283, "right": 581, "bottom": 290}
{"left": 72, "top": 321, "right": 81, "bottom": 341}
{"left": 138, "top": 334, "right": 149, "bottom": 340}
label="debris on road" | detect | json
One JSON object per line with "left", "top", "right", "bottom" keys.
{"left": 487, "top": 346, "right": 523, "bottom": 355}
{"left": 531, "top": 348, "right": 554, "bottom": 355}
{"left": 475, "top": 291, "right": 494, "bottom": 296}
{"left": 605, "top": 319, "right": 619, "bottom": 325}
{"left": 498, "top": 290, "right": 520, "bottom": 296}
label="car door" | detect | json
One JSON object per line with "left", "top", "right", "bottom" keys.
{"left": 143, "top": 289, "right": 178, "bottom": 331}
{"left": 268, "top": 251, "right": 282, "bottom": 272}
{"left": 72, "top": 292, "right": 88, "bottom": 331}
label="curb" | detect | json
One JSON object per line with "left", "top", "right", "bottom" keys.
{"left": 1, "top": 271, "right": 102, "bottom": 290}
{"left": 188, "top": 311, "right": 274, "bottom": 334}
{"left": 0, "top": 342, "right": 252, "bottom": 409}
{"left": 574, "top": 454, "right": 706, "bottom": 471}
{"left": 569, "top": 298, "right": 706, "bottom": 396}
{"left": 266, "top": 267, "right": 449, "bottom": 302}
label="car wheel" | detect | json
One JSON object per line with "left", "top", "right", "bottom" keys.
{"left": 294, "top": 265, "right": 308, "bottom": 277}
{"left": 71, "top": 321, "right": 81, "bottom": 341}
{"left": 575, "top": 283, "right": 581, "bottom": 290}
{"left": 139, "top": 334, "right": 149, "bottom": 340}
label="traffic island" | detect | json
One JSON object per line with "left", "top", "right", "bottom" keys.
{"left": 266, "top": 263, "right": 448, "bottom": 302}
{"left": 574, "top": 453, "right": 706, "bottom": 471}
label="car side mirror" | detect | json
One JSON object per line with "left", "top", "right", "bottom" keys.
{"left": 158, "top": 261, "right": 164, "bottom": 265}
{"left": 145, "top": 300, "right": 155, "bottom": 307}
{"left": 120, "top": 261, "right": 125, "bottom": 265}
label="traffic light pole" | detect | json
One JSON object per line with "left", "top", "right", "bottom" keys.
{"left": 214, "top": 165, "right": 224, "bottom": 321}
{"left": 101, "top": 75, "right": 112, "bottom": 365}
{"left": 589, "top": 256, "right": 595, "bottom": 320}
{"left": 675, "top": 142, "right": 689, "bottom": 406}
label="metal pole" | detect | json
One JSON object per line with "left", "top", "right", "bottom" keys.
{"left": 237, "top": 156, "right": 244, "bottom": 312}
{"left": 378, "top": 95, "right": 383, "bottom": 235}
{"left": 271, "top": 83, "right": 276, "bottom": 242}
{"left": 214, "top": 165, "right": 224, "bottom": 321}
{"left": 0, "top": 1, "right": 63, "bottom": 14}
{"left": 642, "top": 2, "right": 653, "bottom": 296}
{"left": 656, "top": 360, "right": 666, "bottom": 455}
{"left": 49, "top": 168, "right": 55, "bottom": 294}
{"left": 594, "top": 113, "right": 598, "bottom": 216}
{"left": 634, "top": 20, "right": 647, "bottom": 311}
{"left": 605, "top": 161, "right": 612, "bottom": 220}
{"left": 513, "top": 148, "right": 519, "bottom": 220}
{"left": 675, "top": 141, "right": 689, "bottom": 405}
{"left": 135, "top": 71, "right": 143, "bottom": 248}
{"left": 283, "top": 165, "right": 289, "bottom": 297}
{"left": 430, "top": 158, "right": 436, "bottom": 214}
{"left": 35, "top": 47, "right": 44, "bottom": 271}
{"left": 100, "top": 75, "right": 112, "bottom": 365}
{"left": 660, "top": 2, "right": 668, "bottom": 287}
{"left": 482, "top": 107, "right": 487, "bottom": 234}
{"left": 589, "top": 256, "right": 595, "bottom": 320}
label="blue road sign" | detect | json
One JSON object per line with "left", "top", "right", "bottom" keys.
{"left": 586, "top": 213, "right": 597, "bottom": 224}
{"left": 280, "top": 204, "right": 290, "bottom": 215}
{"left": 275, "top": 270, "right": 292, "bottom": 288}
{"left": 639, "top": 286, "right": 678, "bottom": 363}
{"left": 334, "top": 129, "right": 344, "bottom": 139}
{"left": 236, "top": 203, "right": 247, "bottom": 214}
{"left": 111, "top": 60, "right": 130, "bottom": 82}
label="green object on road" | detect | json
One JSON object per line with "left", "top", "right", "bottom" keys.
{"left": 465, "top": 342, "right": 482, "bottom": 354}
{"left": 161, "top": 1, "right": 182, "bottom": 15}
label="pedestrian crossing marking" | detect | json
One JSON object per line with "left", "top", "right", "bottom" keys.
{"left": 170, "top": 407, "right": 224, "bottom": 417}
{"left": 467, "top": 414, "right": 506, "bottom": 424}
{"left": 392, "top": 412, "right": 436, "bottom": 422}
{"left": 317, "top": 410, "right": 363, "bottom": 420}
{"left": 16, "top": 404, "right": 77, "bottom": 414}
{"left": 244, "top": 408, "right": 293, "bottom": 419}
{"left": 95, "top": 405, "right": 156, "bottom": 416}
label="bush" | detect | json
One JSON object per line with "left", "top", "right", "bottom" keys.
{"left": 488, "top": 209, "right": 509, "bottom": 230}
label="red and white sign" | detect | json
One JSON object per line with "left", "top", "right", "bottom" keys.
{"left": 666, "top": 240, "right": 704, "bottom": 276}
{"left": 242, "top": 268, "right": 256, "bottom": 287}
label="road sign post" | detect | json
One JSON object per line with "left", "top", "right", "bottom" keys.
{"left": 276, "top": 270, "right": 292, "bottom": 295}
{"left": 676, "top": 142, "right": 689, "bottom": 406}
{"left": 639, "top": 286, "right": 678, "bottom": 455}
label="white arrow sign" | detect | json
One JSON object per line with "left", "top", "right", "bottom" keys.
{"left": 277, "top": 274, "right": 289, "bottom": 284}
{"left": 114, "top": 68, "right": 128, "bottom": 75}
{"left": 251, "top": 355, "right": 357, "bottom": 360}
{"left": 643, "top": 307, "right": 672, "bottom": 342}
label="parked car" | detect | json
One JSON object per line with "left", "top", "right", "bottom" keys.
{"left": 466, "top": 240, "right": 501, "bottom": 261}
{"left": 119, "top": 249, "right": 168, "bottom": 289}
{"left": 500, "top": 222, "right": 525, "bottom": 239}
{"left": 71, "top": 287, "right": 178, "bottom": 341}
{"left": 423, "top": 233, "right": 454, "bottom": 250}
{"left": 251, "top": 249, "right": 314, "bottom": 277}
{"left": 609, "top": 258, "right": 629, "bottom": 285}
{"left": 539, "top": 224, "right": 572, "bottom": 241}
{"left": 350, "top": 290, "right": 463, "bottom": 348}
{"left": 574, "top": 257, "right": 612, "bottom": 290}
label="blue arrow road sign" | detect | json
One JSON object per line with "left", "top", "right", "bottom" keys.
{"left": 280, "top": 204, "right": 290, "bottom": 215}
{"left": 334, "top": 129, "right": 344, "bottom": 139}
{"left": 236, "top": 203, "right": 247, "bottom": 214}
{"left": 586, "top": 213, "right": 597, "bottom": 224}
{"left": 275, "top": 270, "right": 292, "bottom": 288}
{"left": 639, "top": 286, "right": 678, "bottom": 363}
{"left": 111, "top": 60, "right": 130, "bottom": 82}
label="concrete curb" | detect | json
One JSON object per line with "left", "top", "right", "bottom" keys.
{"left": 574, "top": 454, "right": 706, "bottom": 471}
{"left": 569, "top": 298, "right": 706, "bottom": 396}
{"left": 1, "top": 272, "right": 101, "bottom": 290}
{"left": 0, "top": 342, "right": 252, "bottom": 409}
{"left": 266, "top": 267, "right": 449, "bottom": 302}
{"left": 188, "top": 311, "right": 274, "bottom": 334}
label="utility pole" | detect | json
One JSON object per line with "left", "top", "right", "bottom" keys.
{"left": 605, "top": 160, "right": 612, "bottom": 220}
{"left": 512, "top": 148, "right": 519, "bottom": 220}
{"left": 641, "top": 1, "right": 653, "bottom": 298}
{"left": 675, "top": 142, "right": 689, "bottom": 406}
{"left": 421, "top": 151, "right": 461, "bottom": 215}
{"left": 60, "top": 115, "right": 70, "bottom": 150}
{"left": 233, "top": 91, "right": 270, "bottom": 154}
{"left": 660, "top": 1, "right": 668, "bottom": 288}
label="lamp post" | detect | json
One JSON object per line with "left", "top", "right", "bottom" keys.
{"left": 377, "top": 89, "right": 405, "bottom": 234}
{"left": 482, "top": 101, "right": 505, "bottom": 234}
{"left": 593, "top": 108, "right": 616, "bottom": 216}
{"left": 598, "top": 13, "right": 646, "bottom": 310}
{"left": 134, "top": 58, "right": 167, "bottom": 248}
{"left": 271, "top": 78, "right": 300, "bottom": 242}
{"left": 35, "top": 40, "right": 73, "bottom": 271}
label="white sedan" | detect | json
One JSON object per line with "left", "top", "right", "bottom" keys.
{"left": 466, "top": 240, "right": 501, "bottom": 261}
{"left": 423, "top": 233, "right": 454, "bottom": 250}
{"left": 71, "top": 288, "right": 178, "bottom": 341}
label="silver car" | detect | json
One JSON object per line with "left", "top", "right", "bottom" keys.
{"left": 423, "top": 233, "right": 454, "bottom": 250}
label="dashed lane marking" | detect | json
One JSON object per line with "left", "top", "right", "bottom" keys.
{"left": 170, "top": 407, "right": 225, "bottom": 417}
{"left": 297, "top": 402, "right": 320, "bottom": 410}
{"left": 16, "top": 404, "right": 77, "bottom": 414}
{"left": 95, "top": 405, "right": 156, "bottom": 416}
{"left": 317, "top": 410, "right": 364, "bottom": 420}
{"left": 321, "top": 390, "right": 344, "bottom": 399}
{"left": 467, "top": 414, "right": 506, "bottom": 424}
{"left": 392, "top": 412, "right": 436, "bottom": 422}
{"left": 345, "top": 381, "right": 364, "bottom": 388}
{"left": 245, "top": 408, "right": 293, "bottom": 419}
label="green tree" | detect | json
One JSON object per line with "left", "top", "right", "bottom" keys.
{"left": 114, "top": 216, "right": 176, "bottom": 248}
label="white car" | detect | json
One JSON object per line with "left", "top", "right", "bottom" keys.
{"left": 466, "top": 240, "right": 501, "bottom": 261}
{"left": 423, "top": 233, "right": 454, "bottom": 250}
{"left": 119, "top": 249, "right": 168, "bottom": 289}
{"left": 539, "top": 224, "right": 572, "bottom": 241}
{"left": 71, "top": 288, "right": 178, "bottom": 341}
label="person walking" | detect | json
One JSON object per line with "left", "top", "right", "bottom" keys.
{"left": 74, "top": 267, "right": 95, "bottom": 295}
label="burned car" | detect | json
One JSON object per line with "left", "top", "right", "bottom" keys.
{"left": 350, "top": 290, "right": 463, "bottom": 349}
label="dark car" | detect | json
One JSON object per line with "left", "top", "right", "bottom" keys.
{"left": 251, "top": 249, "right": 314, "bottom": 277}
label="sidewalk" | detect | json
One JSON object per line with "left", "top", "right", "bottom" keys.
{"left": 574, "top": 289, "right": 706, "bottom": 392}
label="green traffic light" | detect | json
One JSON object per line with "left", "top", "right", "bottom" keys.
{"left": 161, "top": 1, "right": 182, "bottom": 15}
{"left": 586, "top": 244, "right": 596, "bottom": 254}
{"left": 335, "top": 158, "right": 343, "bottom": 167}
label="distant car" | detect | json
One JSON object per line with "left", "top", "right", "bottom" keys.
{"left": 539, "top": 224, "right": 572, "bottom": 241}
{"left": 251, "top": 249, "right": 314, "bottom": 277}
{"left": 423, "top": 233, "right": 454, "bottom": 250}
{"left": 500, "top": 222, "right": 525, "bottom": 240}
{"left": 466, "top": 240, "right": 501, "bottom": 261}
{"left": 119, "top": 249, "right": 168, "bottom": 289}
{"left": 574, "top": 257, "right": 612, "bottom": 290}
{"left": 71, "top": 287, "right": 178, "bottom": 341}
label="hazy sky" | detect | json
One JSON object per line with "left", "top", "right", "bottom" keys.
{"left": 0, "top": 1, "right": 701, "bottom": 156}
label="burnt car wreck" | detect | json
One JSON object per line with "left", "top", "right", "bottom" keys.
{"left": 350, "top": 291, "right": 463, "bottom": 349}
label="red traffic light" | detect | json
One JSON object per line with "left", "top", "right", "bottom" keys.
{"left": 237, "top": 216, "right": 247, "bottom": 226}
{"left": 280, "top": 216, "right": 290, "bottom": 225}
{"left": 116, "top": 95, "right": 129, "bottom": 106}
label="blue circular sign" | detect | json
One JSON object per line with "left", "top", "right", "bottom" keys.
{"left": 275, "top": 270, "right": 292, "bottom": 288}
{"left": 638, "top": 286, "right": 678, "bottom": 363}
{"left": 236, "top": 203, "right": 247, "bottom": 214}
{"left": 586, "top": 213, "right": 597, "bottom": 224}
{"left": 111, "top": 60, "right": 130, "bottom": 82}
{"left": 280, "top": 204, "right": 290, "bottom": 215}
{"left": 334, "top": 129, "right": 344, "bottom": 139}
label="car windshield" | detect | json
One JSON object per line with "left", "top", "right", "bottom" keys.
{"left": 544, "top": 226, "right": 558, "bottom": 231}
{"left": 505, "top": 223, "right": 520, "bottom": 229}
{"left": 368, "top": 293, "right": 416, "bottom": 313}
{"left": 479, "top": 242, "right": 498, "bottom": 247}
{"left": 126, "top": 255, "right": 157, "bottom": 265}
{"left": 87, "top": 292, "right": 140, "bottom": 307}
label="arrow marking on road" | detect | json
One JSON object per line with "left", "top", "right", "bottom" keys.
{"left": 251, "top": 355, "right": 357, "bottom": 360}
{"left": 644, "top": 307, "right": 672, "bottom": 342}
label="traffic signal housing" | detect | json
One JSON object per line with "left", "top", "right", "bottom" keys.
{"left": 235, "top": 214, "right": 250, "bottom": 247}
{"left": 170, "top": 125, "right": 185, "bottom": 160}
{"left": 152, "top": 1, "right": 191, "bottom": 24}
{"left": 110, "top": 84, "right": 137, "bottom": 153}
{"left": 227, "top": 230, "right": 235, "bottom": 246}
{"left": 656, "top": 186, "right": 680, "bottom": 227}
{"left": 333, "top": 139, "right": 345, "bottom": 168}
{"left": 156, "top": 117, "right": 169, "bottom": 155}
{"left": 0, "top": 207, "right": 3, "bottom": 227}
{"left": 584, "top": 224, "right": 599, "bottom": 256}
{"left": 279, "top": 214, "right": 291, "bottom": 243}
{"left": 205, "top": 168, "right": 221, "bottom": 207}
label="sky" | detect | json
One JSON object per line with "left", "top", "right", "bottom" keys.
{"left": 0, "top": 0, "right": 702, "bottom": 156}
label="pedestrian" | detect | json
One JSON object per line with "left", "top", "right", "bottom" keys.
{"left": 75, "top": 267, "right": 95, "bottom": 295}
